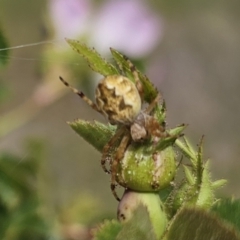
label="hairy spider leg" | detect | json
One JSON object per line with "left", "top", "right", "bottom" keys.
{"left": 123, "top": 56, "right": 144, "bottom": 102}
{"left": 59, "top": 76, "right": 101, "bottom": 113}
{"left": 144, "top": 93, "right": 161, "bottom": 114}
{"left": 144, "top": 94, "right": 168, "bottom": 139}
{"left": 110, "top": 132, "right": 131, "bottom": 201}
{"left": 101, "top": 126, "right": 126, "bottom": 174}
{"left": 145, "top": 117, "right": 167, "bottom": 139}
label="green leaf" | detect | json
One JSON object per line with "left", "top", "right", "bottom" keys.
{"left": 110, "top": 48, "right": 158, "bottom": 103}
{"left": 0, "top": 27, "right": 9, "bottom": 68}
{"left": 116, "top": 205, "right": 157, "bottom": 240}
{"left": 212, "top": 198, "right": 240, "bottom": 233}
{"left": 93, "top": 220, "right": 122, "bottom": 240}
{"left": 110, "top": 48, "right": 135, "bottom": 81}
{"left": 66, "top": 39, "right": 119, "bottom": 76}
{"left": 164, "top": 207, "right": 240, "bottom": 240}
{"left": 68, "top": 120, "right": 116, "bottom": 152}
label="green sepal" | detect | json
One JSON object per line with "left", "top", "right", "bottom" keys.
{"left": 196, "top": 137, "right": 204, "bottom": 185}
{"left": 195, "top": 160, "right": 215, "bottom": 208}
{"left": 212, "top": 179, "right": 227, "bottom": 189}
{"left": 163, "top": 207, "right": 240, "bottom": 240}
{"left": 92, "top": 219, "right": 122, "bottom": 240}
{"left": 68, "top": 120, "right": 116, "bottom": 152}
{"left": 168, "top": 142, "right": 226, "bottom": 214}
{"left": 169, "top": 124, "right": 186, "bottom": 136}
{"left": 66, "top": 39, "right": 119, "bottom": 76}
{"left": 183, "top": 165, "right": 195, "bottom": 185}
{"left": 175, "top": 137, "right": 196, "bottom": 163}
{"left": 110, "top": 48, "right": 158, "bottom": 103}
{"left": 154, "top": 124, "right": 186, "bottom": 151}
{"left": 154, "top": 101, "right": 167, "bottom": 124}
{"left": 173, "top": 160, "right": 224, "bottom": 213}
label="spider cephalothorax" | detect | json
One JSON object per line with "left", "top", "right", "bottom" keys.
{"left": 60, "top": 58, "right": 166, "bottom": 201}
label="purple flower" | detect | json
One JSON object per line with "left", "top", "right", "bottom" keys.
{"left": 48, "top": 0, "right": 91, "bottom": 39}
{"left": 90, "top": 0, "right": 163, "bottom": 58}
{"left": 48, "top": 0, "right": 163, "bottom": 58}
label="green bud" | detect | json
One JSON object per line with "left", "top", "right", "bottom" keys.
{"left": 116, "top": 143, "right": 176, "bottom": 192}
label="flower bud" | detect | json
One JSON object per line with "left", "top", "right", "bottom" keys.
{"left": 116, "top": 144, "right": 176, "bottom": 192}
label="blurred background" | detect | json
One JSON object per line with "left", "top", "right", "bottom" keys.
{"left": 0, "top": 0, "right": 240, "bottom": 239}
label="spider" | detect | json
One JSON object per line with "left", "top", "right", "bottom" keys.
{"left": 59, "top": 58, "right": 167, "bottom": 201}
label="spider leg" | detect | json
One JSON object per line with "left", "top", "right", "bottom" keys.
{"left": 110, "top": 133, "right": 131, "bottom": 201}
{"left": 145, "top": 116, "right": 167, "bottom": 139}
{"left": 101, "top": 126, "right": 126, "bottom": 174}
{"left": 144, "top": 93, "right": 161, "bottom": 114}
{"left": 123, "top": 56, "right": 144, "bottom": 102}
{"left": 59, "top": 76, "right": 101, "bottom": 113}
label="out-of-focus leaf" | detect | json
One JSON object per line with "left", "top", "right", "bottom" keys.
{"left": 0, "top": 140, "right": 49, "bottom": 240}
{"left": 0, "top": 140, "right": 44, "bottom": 198}
{"left": 0, "top": 153, "right": 36, "bottom": 199}
{"left": 4, "top": 197, "right": 48, "bottom": 240}
{"left": 116, "top": 205, "right": 157, "bottom": 240}
{"left": 164, "top": 207, "right": 240, "bottom": 240}
{"left": 93, "top": 220, "right": 122, "bottom": 240}
{"left": 212, "top": 198, "right": 240, "bottom": 233}
{"left": 0, "top": 27, "right": 9, "bottom": 68}
{"left": 66, "top": 39, "right": 119, "bottom": 76}
{"left": 68, "top": 120, "right": 116, "bottom": 152}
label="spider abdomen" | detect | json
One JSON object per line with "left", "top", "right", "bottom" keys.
{"left": 95, "top": 75, "right": 141, "bottom": 125}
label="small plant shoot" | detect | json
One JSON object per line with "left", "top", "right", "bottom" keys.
{"left": 60, "top": 39, "right": 239, "bottom": 240}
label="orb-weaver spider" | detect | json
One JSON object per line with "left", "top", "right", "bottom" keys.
{"left": 60, "top": 58, "right": 167, "bottom": 201}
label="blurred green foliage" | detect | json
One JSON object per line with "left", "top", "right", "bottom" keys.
{"left": 0, "top": 26, "right": 9, "bottom": 68}
{"left": 0, "top": 140, "right": 49, "bottom": 240}
{"left": 212, "top": 199, "right": 240, "bottom": 233}
{"left": 0, "top": 27, "right": 9, "bottom": 104}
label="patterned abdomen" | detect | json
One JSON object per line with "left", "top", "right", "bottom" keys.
{"left": 95, "top": 75, "right": 141, "bottom": 125}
